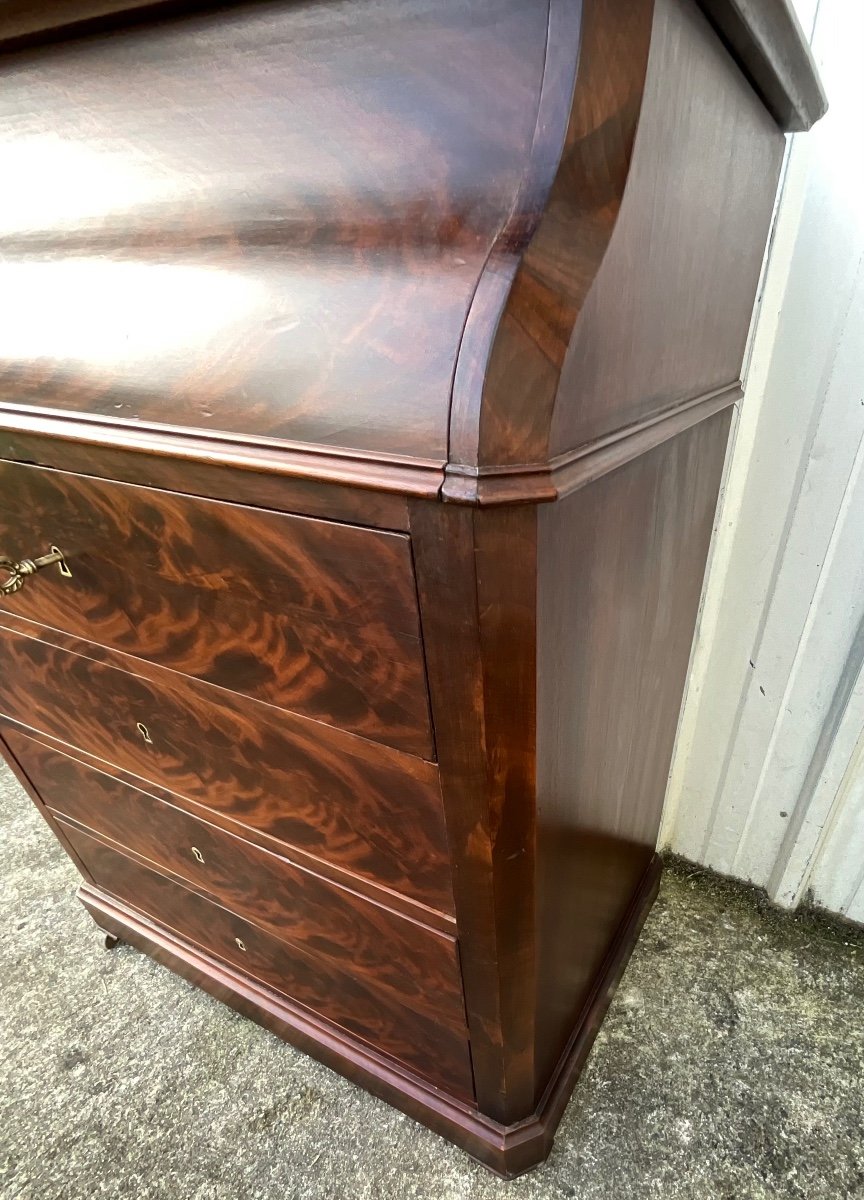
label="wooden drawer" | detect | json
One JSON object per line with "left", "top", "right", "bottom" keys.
{"left": 65, "top": 826, "right": 474, "bottom": 1103}
{"left": 0, "top": 625, "right": 453, "bottom": 913}
{"left": 0, "top": 461, "right": 432, "bottom": 757}
{"left": 8, "top": 730, "right": 464, "bottom": 1029}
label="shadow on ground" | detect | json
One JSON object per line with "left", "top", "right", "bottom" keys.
{"left": 1, "top": 764, "right": 862, "bottom": 1200}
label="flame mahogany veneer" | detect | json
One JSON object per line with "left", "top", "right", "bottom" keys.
{"left": 0, "top": 0, "right": 823, "bottom": 1176}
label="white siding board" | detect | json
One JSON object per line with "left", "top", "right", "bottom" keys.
{"left": 663, "top": 0, "right": 864, "bottom": 920}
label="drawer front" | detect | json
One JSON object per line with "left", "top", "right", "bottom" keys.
{"left": 0, "top": 626, "right": 453, "bottom": 913}
{"left": 9, "top": 731, "right": 464, "bottom": 1029}
{"left": 67, "top": 827, "right": 474, "bottom": 1102}
{"left": 0, "top": 461, "right": 432, "bottom": 757}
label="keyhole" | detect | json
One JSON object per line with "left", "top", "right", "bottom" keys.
{"left": 51, "top": 545, "right": 72, "bottom": 578}
{"left": 234, "top": 938, "right": 247, "bottom": 952}
{"left": 136, "top": 721, "right": 153, "bottom": 744}
{"left": 191, "top": 846, "right": 205, "bottom": 864}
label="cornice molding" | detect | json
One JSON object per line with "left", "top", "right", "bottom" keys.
{"left": 442, "top": 383, "right": 741, "bottom": 506}
{"left": 0, "top": 403, "right": 446, "bottom": 499}
{"left": 696, "top": 0, "right": 827, "bottom": 132}
{"left": 0, "top": 384, "right": 739, "bottom": 509}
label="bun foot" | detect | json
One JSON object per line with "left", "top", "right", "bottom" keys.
{"left": 103, "top": 933, "right": 121, "bottom": 950}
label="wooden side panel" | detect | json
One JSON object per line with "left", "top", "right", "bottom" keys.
{"left": 69, "top": 829, "right": 475, "bottom": 1102}
{"left": 534, "top": 410, "right": 732, "bottom": 1087}
{"left": 6, "top": 730, "right": 464, "bottom": 1028}
{"left": 410, "top": 501, "right": 538, "bottom": 1124}
{"left": 0, "top": 625, "right": 452, "bottom": 913}
{"left": 0, "top": 460, "right": 431, "bottom": 755}
{"left": 460, "top": 0, "right": 655, "bottom": 470}
{"left": 549, "top": 0, "right": 784, "bottom": 455}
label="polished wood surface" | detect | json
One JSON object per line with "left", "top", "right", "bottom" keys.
{"left": 410, "top": 0, "right": 787, "bottom": 1137}
{"left": 0, "top": 460, "right": 432, "bottom": 754}
{"left": 71, "top": 831, "right": 474, "bottom": 1101}
{"left": 447, "top": 0, "right": 783, "bottom": 498}
{"left": 0, "top": 0, "right": 825, "bottom": 1178}
{"left": 534, "top": 410, "right": 732, "bottom": 1086}
{"left": 448, "top": 0, "right": 655, "bottom": 479}
{"left": 0, "top": 0, "right": 828, "bottom": 136}
{"left": 410, "top": 500, "right": 539, "bottom": 1125}
{"left": 0, "top": 624, "right": 452, "bottom": 912}
{"left": 8, "top": 730, "right": 464, "bottom": 1027}
{"left": 0, "top": 699, "right": 451, "bottom": 930}
{"left": 0, "top": 0, "right": 818, "bottom": 501}
{"left": 0, "top": 0, "right": 548, "bottom": 464}
{"left": 0, "top": 425, "right": 412, "bottom": 529}
{"left": 78, "top": 855, "right": 659, "bottom": 1177}
{"left": 697, "top": 0, "right": 827, "bottom": 131}
{"left": 549, "top": 0, "right": 783, "bottom": 458}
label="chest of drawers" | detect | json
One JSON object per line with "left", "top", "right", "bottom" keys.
{"left": 0, "top": 0, "right": 823, "bottom": 1176}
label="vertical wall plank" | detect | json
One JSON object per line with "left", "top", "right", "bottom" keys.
{"left": 662, "top": 0, "right": 864, "bottom": 917}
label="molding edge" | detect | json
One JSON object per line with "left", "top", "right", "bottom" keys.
{"left": 77, "top": 854, "right": 661, "bottom": 1177}
{"left": 696, "top": 0, "right": 827, "bottom": 132}
{"left": 442, "top": 384, "right": 742, "bottom": 506}
{"left": 0, "top": 386, "right": 739, "bottom": 509}
{"left": 0, "top": 403, "right": 445, "bottom": 499}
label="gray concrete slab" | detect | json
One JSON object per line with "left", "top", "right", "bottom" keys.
{"left": 1, "top": 763, "right": 862, "bottom": 1200}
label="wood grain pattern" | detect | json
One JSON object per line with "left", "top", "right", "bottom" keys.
{"left": 0, "top": 0, "right": 827, "bottom": 1177}
{"left": 78, "top": 882, "right": 489, "bottom": 1157}
{"left": 0, "top": 424, "right": 412, "bottom": 530}
{"left": 71, "top": 830, "right": 474, "bottom": 1102}
{"left": 0, "top": 724, "right": 101, "bottom": 886}
{"left": 697, "top": 0, "right": 827, "bottom": 131}
{"left": 0, "top": 703, "right": 452, "bottom": 930}
{"left": 413, "top": 413, "right": 733, "bottom": 1122}
{"left": 0, "top": 0, "right": 549, "bottom": 460}
{"left": 443, "top": 383, "right": 741, "bottom": 507}
{"left": 8, "top": 730, "right": 464, "bottom": 1028}
{"left": 78, "top": 853, "right": 660, "bottom": 1177}
{"left": 0, "top": 0, "right": 827, "bottom": 135}
{"left": 449, "top": 0, "right": 655, "bottom": 475}
{"left": 548, "top": 0, "right": 784, "bottom": 458}
{"left": 447, "top": 0, "right": 785, "bottom": 499}
{"left": 410, "top": 500, "right": 539, "bottom": 1124}
{"left": 0, "top": 0, "right": 817, "bottom": 505}
{"left": 0, "top": 461, "right": 432, "bottom": 755}
{"left": 0, "top": 624, "right": 453, "bottom": 912}
{"left": 534, "top": 411, "right": 731, "bottom": 1086}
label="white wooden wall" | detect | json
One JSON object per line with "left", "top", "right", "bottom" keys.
{"left": 660, "top": 0, "right": 864, "bottom": 922}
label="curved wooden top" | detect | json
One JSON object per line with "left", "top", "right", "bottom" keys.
{"left": 0, "top": 0, "right": 552, "bottom": 476}
{"left": 0, "top": 0, "right": 825, "bottom": 501}
{"left": 0, "top": 0, "right": 828, "bottom": 135}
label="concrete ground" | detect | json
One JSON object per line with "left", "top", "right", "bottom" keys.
{"left": 1, "top": 763, "right": 863, "bottom": 1200}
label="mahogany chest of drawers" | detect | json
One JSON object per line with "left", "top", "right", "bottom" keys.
{"left": 0, "top": 0, "right": 823, "bottom": 1176}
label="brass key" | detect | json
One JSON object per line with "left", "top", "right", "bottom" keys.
{"left": 0, "top": 547, "right": 70, "bottom": 596}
